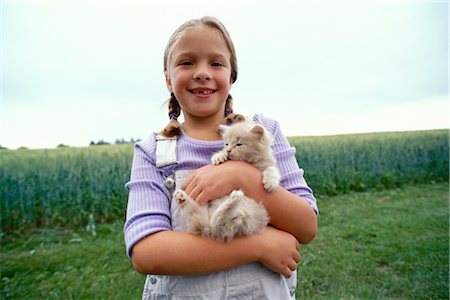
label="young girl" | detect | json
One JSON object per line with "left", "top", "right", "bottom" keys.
{"left": 124, "top": 16, "right": 318, "bottom": 299}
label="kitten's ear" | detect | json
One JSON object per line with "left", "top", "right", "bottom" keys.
{"left": 218, "top": 124, "right": 228, "bottom": 136}
{"left": 251, "top": 125, "right": 265, "bottom": 140}
{"left": 223, "top": 113, "right": 246, "bottom": 125}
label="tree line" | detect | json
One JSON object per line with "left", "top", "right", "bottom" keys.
{"left": 0, "top": 138, "right": 141, "bottom": 150}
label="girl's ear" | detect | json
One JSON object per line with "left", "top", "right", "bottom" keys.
{"left": 165, "top": 71, "right": 173, "bottom": 93}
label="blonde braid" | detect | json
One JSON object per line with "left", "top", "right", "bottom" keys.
{"left": 223, "top": 94, "right": 245, "bottom": 125}
{"left": 159, "top": 94, "right": 182, "bottom": 137}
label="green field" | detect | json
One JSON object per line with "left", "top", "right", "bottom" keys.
{"left": 1, "top": 183, "right": 448, "bottom": 299}
{"left": 1, "top": 144, "right": 133, "bottom": 231}
{"left": 1, "top": 129, "right": 449, "bottom": 299}
{"left": 296, "top": 182, "right": 448, "bottom": 299}
{"left": 291, "top": 129, "right": 449, "bottom": 195}
{"left": 1, "top": 129, "right": 448, "bottom": 232}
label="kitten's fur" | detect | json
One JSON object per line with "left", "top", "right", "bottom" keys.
{"left": 173, "top": 119, "right": 280, "bottom": 241}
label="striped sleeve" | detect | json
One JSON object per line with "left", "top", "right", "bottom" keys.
{"left": 254, "top": 114, "right": 318, "bottom": 214}
{"left": 123, "top": 134, "right": 172, "bottom": 258}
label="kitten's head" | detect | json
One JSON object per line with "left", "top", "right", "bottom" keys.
{"left": 219, "top": 121, "right": 273, "bottom": 163}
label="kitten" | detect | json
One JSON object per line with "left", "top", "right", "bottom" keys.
{"left": 173, "top": 119, "right": 280, "bottom": 241}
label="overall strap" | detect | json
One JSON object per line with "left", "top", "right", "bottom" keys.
{"left": 155, "top": 134, "right": 178, "bottom": 168}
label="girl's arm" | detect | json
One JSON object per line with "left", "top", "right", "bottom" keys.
{"left": 239, "top": 162, "right": 318, "bottom": 244}
{"left": 183, "top": 161, "right": 318, "bottom": 244}
{"left": 131, "top": 226, "right": 300, "bottom": 277}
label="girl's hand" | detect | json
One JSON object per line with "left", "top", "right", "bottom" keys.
{"left": 182, "top": 161, "right": 258, "bottom": 205}
{"left": 254, "top": 226, "right": 301, "bottom": 277}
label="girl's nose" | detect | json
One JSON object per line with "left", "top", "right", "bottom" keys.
{"left": 193, "top": 64, "right": 211, "bottom": 81}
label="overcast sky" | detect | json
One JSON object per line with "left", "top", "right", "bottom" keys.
{"left": 1, "top": 0, "right": 448, "bottom": 149}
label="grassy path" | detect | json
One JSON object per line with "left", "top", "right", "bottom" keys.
{"left": 1, "top": 183, "right": 448, "bottom": 299}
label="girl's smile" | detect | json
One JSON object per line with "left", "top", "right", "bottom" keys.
{"left": 190, "top": 87, "right": 216, "bottom": 98}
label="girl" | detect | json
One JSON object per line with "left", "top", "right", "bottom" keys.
{"left": 124, "top": 16, "right": 318, "bottom": 299}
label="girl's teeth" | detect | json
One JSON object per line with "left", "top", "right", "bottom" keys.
{"left": 193, "top": 90, "right": 212, "bottom": 94}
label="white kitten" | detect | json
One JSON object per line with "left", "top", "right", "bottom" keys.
{"left": 173, "top": 119, "right": 280, "bottom": 241}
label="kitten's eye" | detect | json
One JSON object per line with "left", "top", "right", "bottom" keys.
{"left": 236, "top": 143, "right": 243, "bottom": 146}
{"left": 225, "top": 143, "right": 229, "bottom": 146}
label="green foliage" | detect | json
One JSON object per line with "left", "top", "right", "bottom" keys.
{"left": 0, "top": 145, "right": 133, "bottom": 232}
{"left": 1, "top": 183, "right": 447, "bottom": 299}
{"left": 1, "top": 130, "right": 448, "bottom": 232}
{"left": 289, "top": 129, "right": 449, "bottom": 195}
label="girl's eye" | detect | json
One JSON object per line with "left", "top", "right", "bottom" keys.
{"left": 179, "top": 61, "right": 193, "bottom": 66}
{"left": 211, "top": 62, "right": 223, "bottom": 67}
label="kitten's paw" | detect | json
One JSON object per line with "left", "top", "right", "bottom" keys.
{"left": 262, "top": 166, "right": 280, "bottom": 192}
{"left": 211, "top": 151, "right": 228, "bottom": 165}
{"left": 263, "top": 179, "right": 279, "bottom": 192}
{"left": 173, "top": 189, "right": 188, "bottom": 205}
{"left": 230, "top": 189, "right": 244, "bottom": 200}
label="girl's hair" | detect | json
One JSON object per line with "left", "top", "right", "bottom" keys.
{"left": 160, "top": 16, "right": 239, "bottom": 137}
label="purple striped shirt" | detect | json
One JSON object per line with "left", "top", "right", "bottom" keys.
{"left": 124, "top": 114, "right": 318, "bottom": 257}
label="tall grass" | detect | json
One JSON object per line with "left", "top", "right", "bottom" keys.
{"left": 0, "top": 145, "right": 133, "bottom": 232}
{"left": 1, "top": 129, "right": 448, "bottom": 232}
{"left": 290, "top": 129, "right": 449, "bottom": 195}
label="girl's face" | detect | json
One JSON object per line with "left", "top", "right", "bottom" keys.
{"left": 165, "top": 26, "right": 233, "bottom": 121}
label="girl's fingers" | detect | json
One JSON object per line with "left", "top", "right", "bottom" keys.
{"left": 182, "top": 174, "right": 195, "bottom": 191}
{"left": 183, "top": 182, "right": 192, "bottom": 195}
{"left": 195, "top": 191, "right": 209, "bottom": 205}
{"left": 288, "top": 260, "right": 297, "bottom": 272}
{"left": 284, "top": 266, "right": 294, "bottom": 278}
{"left": 185, "top": 185, "right": 201, "bottom": 201}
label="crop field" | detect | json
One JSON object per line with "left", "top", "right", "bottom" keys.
{"left": 1, "top": 129, "right": 448, "bottom": 232}
{"left": 1, "top": 144, "right": 133, "bottom": 231}
{"left": 290, "top": 129, "right": 449, "bottom": 195}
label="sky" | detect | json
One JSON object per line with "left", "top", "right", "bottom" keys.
{"left": 1, "top": 0, "right": 448, "bottom": 149}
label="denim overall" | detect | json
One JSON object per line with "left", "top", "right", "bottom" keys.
{"left": 141, "top": 136, "right": 297, "bottom": 299}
